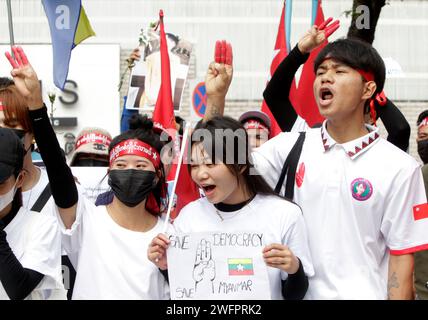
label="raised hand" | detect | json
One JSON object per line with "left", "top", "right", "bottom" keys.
{"left": 263, "top": 243, "right": 300, "bottom": 274}
{"left": 205, "top": 40, "right": 233, "bottom": 98}
{"left": 5, "top": 46, "right": 43, "bottom": 109}
{"left": 147, "top": 233, "right": 170, "bottom": 270}
{"left": 193, "top": 239, "right": 215, "bottom": 292}
{"left": 298, "top": 17, "right": 340, "bottom": 54}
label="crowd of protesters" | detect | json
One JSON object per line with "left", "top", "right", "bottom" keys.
{"left": 0, "top": 17, "right": 428, "bottom": 301}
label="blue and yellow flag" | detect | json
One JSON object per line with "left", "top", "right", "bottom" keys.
{"left": 42, "top": 0, "right": 95, "bottom": 89}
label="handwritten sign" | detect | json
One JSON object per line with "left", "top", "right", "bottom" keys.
{"left": 167, "top": 232, "right": 271, "bottom": 300}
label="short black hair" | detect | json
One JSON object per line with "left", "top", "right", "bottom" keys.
{"left": 417, "top": 110, "right": 428, "bottom": 126}
{"left": 314, "top": 38, "right": 386, "bottom": 95}
{"left": 190, "top": 116, "right": 278, "bottom": 199}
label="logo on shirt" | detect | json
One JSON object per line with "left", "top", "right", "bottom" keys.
{"left": 296, "top": 162, "right": 305, "bottom": 188}
{"left": 351, "top": 178, "right": 373, "bottom": 201}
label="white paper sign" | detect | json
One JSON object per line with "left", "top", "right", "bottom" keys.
{"left": 167, "top": 232, "right": 271, "bottom": 300}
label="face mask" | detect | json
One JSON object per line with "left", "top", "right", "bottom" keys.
{"left": 0, "top": 180, "right": 18, "bottom": 212}
{"left": 10, "top": 129, "right": 32, "bottom": 154}
{"left": 73, "top": 158, "right": 109, "bottom": 167}
{"left": 418, "top": 140, "right": 428, "bottom": 164}
{"left": 108, "top": 169, "right": 157, "bottom": 207}
{"left": 11, "top": 128, "right": 25, "bottom": 140}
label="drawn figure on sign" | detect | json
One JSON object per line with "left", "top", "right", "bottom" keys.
{"left": 193, "top": 239, "right": 216, "bottom": 293}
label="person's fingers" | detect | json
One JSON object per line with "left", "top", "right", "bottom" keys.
{"left": 221, "top": 40, "right": 226, "bottom": 64}
{"left": 151, "top": 236, "right": 169, "bottom": 250}
{"left": 318, "top": 17, "right": 333, "bottom": 30}
{"left": 324, "top": 20, "right": 340, "bottom": 38}
{"left": 225, "top": 42, "right": 233, "bottom": 65}
{"left": 17, "top": 46, "right": 29, "bottom": 65}
{"left": 206, "top": 241, "right": 212, "bottom": 260}
{"left": 214, "top": 40, "right": 221, "bottom": 63}
{"left": 5, "top": 51, "right": 18, "bottom": 69}
{"left": 12, "top": 46, "right": 23, "bottom": 67}
{"left": 263, "top": 243, "right": 287, "bottom": 253}
{"left": 264, "top": 257, "right": 286, "bottom": 265}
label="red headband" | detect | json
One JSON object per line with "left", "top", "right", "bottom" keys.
{"left": 356, "top": 69, "right": 375, "bottom": 82}
{"left": 419, "top": 117, "right": 428, "bottom": 129}
{"left": 76, "top": 133, "right": 112, "bottom": 149}
{"left": 0, "top": 101, "right": 4, "bottom": 112}
{"left": 320, "top": 58, "right": 375, "bottom": 82}
{"left": 109, "top": 139, "right": 161, "bottom": 168}
{"left": 244, "top": 120, "right": 269, "bottom": 133}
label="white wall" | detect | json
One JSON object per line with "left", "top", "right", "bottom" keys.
{"left": 0, "top": 44, "right": 121, "bottom": 157}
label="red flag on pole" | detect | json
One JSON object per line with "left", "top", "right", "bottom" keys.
{"left": 261, "top": 0, "right": 298, "bottom": 137}
{"left": 152, "top": 10, "right": 200, "bottom": 219}
{"left": 294, "top": 0, "right": 326, "bottom": 127}
{"left": 152, "top": 10, "right": 178, "bottom": 181}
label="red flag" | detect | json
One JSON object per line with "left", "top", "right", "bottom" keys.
{"left": 294, "top": 0, "right": 326, "bottom": 127}
{"left": 413, "top": 203, "right": 428, "bottom": 221}
{"left": 172, "top": 135, "right": 200, "bottom": 219}
{"left": 152, "top": 10, "right": 178, "bottom": 181}
{"left": 261, "top": 1, "right": 298, "bottom": 137}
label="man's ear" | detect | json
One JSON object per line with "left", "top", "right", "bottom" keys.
{"left": 362, "top": 81, "right": 377, "bottom": 101}
{"left": 15, "top": 171, "right": 26, "bottom": 189}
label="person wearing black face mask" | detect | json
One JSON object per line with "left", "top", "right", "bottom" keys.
{"left": 7, "top": 46, "right": 172, "bottom": 299}
{"left": 70, "top": 127, "right": 112, "bottom": 167}
{"left": 414, "top": 110, "right": 428, "bottom": 300}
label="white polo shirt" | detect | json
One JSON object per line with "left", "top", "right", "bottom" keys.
{"left": 253, "top": 121, "right": 428, "bottom": 299}
{"left": 173, "top": 194, "right": 315, "bottom": 300}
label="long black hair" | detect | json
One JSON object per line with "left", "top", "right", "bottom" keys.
{"left": 190, "top": 116, "right": 278, "bottom": 199}
{"left": 109, "top": 115, "right": 168, "bottom": 216}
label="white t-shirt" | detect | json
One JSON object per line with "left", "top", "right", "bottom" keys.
{"left": 253, "top": 121, "right": 428, "bottom": 299}
{"left": 55, "top": 196, "right": 170, "bottom": 300}
{"left": 173, "top": 194, "right": 314, "bottom": 300}
{"left": 0, "top": 207, "right": 64, "bottom": 300}
{"left": 22, "top": 167, "right": 54, "bottom": 215}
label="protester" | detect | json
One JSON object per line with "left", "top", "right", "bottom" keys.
{"left": 6, "top": 46, "right": 171, "bottom": 300}
{"left": 0, "top": 80, "right": 54, "bottom": 216}
{"left": 263, "top": 19, "right": 410, "bottom": 152}
{"left": 0, "top": 127, "right": 64, "bottom": 300}
{"left": 148, "top": 116, "right": 314, "bottom": 300}
{"left": 70, "top": 127, "right": 112, "bottom": 167}
{"left": 414, "top": 110, "right": 428, "bottom": 300}
{"left": 203, "top": 22, "right": 428, "bottom": 299}
{"left": 238, "top": 110, "right": 271, "bottom": 149}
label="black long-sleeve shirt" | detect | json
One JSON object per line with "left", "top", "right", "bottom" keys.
{"left": 0, "top": 200, "right": 43, "bottom": 300}
{"left": 263, "top": 45, "right": 411, "bottom": 152}
{"left": 29, "top": 106, "right": 78, "bottom": 208}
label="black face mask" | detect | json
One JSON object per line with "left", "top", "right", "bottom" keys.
{"left": 108, "top": 169, "right": 157, "bottom": 207}
{"left": 418, "top": 140, "right": 428, "bottom": 164}
{"left": 11, "top": 128, "right": 25, "bottom": 140}
{"left": 73, "top": 158, "right": 109, "bottom": 167}
{"left": 10, "top": 129, "right": 32, "bottom": 154}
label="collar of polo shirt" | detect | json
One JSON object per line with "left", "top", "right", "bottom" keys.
{"left": 320, "top": 121, "right": 380, "bottom": 160}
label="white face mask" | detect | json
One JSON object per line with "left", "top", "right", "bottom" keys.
{"left": 0, "top": 180, "right": 18, "bottom": 212}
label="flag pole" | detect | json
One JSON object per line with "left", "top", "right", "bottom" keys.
{"left": 162, "top": 122, "right": 191, "bottom": 233}
{"left": 6, "top": 0, "right": 15, "bottom": 56}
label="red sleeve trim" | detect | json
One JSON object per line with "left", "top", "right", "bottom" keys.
{"left": 389, "top": 243, "right": 428, "bottom": 255}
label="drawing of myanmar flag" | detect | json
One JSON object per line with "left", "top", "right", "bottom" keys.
{"left": 228, "top": 258, "right": 254, "bottom": 276}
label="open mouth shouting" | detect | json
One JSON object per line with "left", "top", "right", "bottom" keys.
{"left": 201, "top": 184, "right": 216, "bottom": 197}
{"left": 319, "top": 87, "right": 335, "bottom": 107}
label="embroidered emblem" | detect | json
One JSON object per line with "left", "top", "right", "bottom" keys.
{"left": 351, "top": 178, "right": 373, "bottom": 201}
{"left": 296, "top": 163, "right": 305, "bottom": 188}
